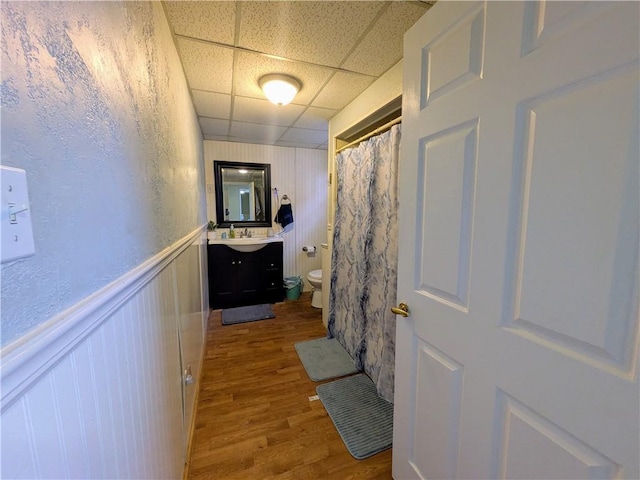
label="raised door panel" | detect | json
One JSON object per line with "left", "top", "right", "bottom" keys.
{"left": 416, "top": 119, "right": 478, "bottom": 311}
{"left": 411, "top": 343, "right": 464, "bottom": 479}
{"left": 422, "top": 2, "right": 485, "bottom": 107}
{"left": 503, "top": 66, "right": 639, "bottom": 373}
{"left": 492, "top": 392, "right": 619, "bottom": 479}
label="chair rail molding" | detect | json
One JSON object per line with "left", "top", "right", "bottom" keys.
{"left": 1, "top": 225, "right": 205, "bottom": 411}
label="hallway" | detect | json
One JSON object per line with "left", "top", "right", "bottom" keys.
{"left": 187, "top": 293, "right": 393, "bottom": 479}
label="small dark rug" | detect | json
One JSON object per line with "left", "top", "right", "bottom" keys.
{"left": 221, "top": 304, "right": 275, "bottom": 325}
{"left": 316, "top": 374, "right": 393, "bottom": 460}
{"left": 294, "top": 338, "right": 359, "bottom": 381}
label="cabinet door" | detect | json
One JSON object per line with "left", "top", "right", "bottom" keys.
{"left": 208, "top": 245, "right": 236, "bottom": 308}
{"left": 236, "top": 252, "right": 263, "bottom": 304}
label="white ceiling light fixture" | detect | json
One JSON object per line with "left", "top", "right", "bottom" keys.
{"left": 259, "top": 74, "right": 301, "bottom": 106}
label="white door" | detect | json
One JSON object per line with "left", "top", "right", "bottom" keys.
{"left": 393, "top": 2, "right": 639, "bottom": 479}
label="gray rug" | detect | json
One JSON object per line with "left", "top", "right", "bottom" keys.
{"left": 221, "top": 304, "right": 275, "bottom": 325}
{"left": 316, "top": 374, "right": 393, "bottom": 460}
{"left": 294, "top": 337, "right": 358, "bottom": 381}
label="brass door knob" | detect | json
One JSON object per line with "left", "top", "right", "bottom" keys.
{"left": 391, "top": 302, "right": 410, "bottom": 317}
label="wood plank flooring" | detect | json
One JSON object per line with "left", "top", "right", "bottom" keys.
{"left": 186, "top": 293, "right": 393, "bottom": 480}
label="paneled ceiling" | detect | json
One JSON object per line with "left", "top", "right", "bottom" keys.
{"left": 163, "top": 1, "right": 434, "bottom": 150}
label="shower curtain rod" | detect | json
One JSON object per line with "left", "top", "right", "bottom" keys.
{"left": 335, "top": 116, "right": 402, "bottom": 154}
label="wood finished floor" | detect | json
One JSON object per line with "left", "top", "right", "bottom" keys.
{"left": 186, "top": 293, "right": 393, "bottom": 480}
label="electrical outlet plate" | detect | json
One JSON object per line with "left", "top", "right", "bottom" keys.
{"left": 1, "top": 166, "right": 35, "bottom": 263}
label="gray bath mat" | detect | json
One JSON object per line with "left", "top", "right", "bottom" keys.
{"left": 294, "top": 337, "right": 358, "bottom": 381}
{"left": 221, "top": 304, "right": 275, "bottom": 325}
{"left": 316, "top": 374, "right": 393, "bottom": 459}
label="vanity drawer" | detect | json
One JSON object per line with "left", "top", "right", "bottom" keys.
{"left": 265, "top": 269, "right": 282, "bottom": 289}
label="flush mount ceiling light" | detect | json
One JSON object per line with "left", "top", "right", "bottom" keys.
{"left": 259, "top": 74, "right": 301, "bottom": 106}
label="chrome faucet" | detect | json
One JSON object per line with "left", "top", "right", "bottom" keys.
{"left": 244, "top": 228, "right": 249, "bottom": 237}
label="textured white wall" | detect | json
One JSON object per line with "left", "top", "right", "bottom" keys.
{"left": 0, "top": 2, "right": 205, "bottom": 346}
{"left": 204, "top": 141, "right": 327, "bottom": 289}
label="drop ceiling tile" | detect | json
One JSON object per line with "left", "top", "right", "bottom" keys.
{"left": 192, "top": 90, "right": 231, "bottom": 119}
{"left": 238, "top": 1, "right": 384, "bottom": 68}
{"left": 275, "top": 140, "right": 324, "bottom": 149}
{"left": 229, "top": 121, "right": 287, "bottom": 143}
{"left": 342, "top": 2, "right": 429, "bottom": 77}
{"left": 204, "top": 134, "right": 231, "bottom": 142}
{"left": 294, "top": 106, "right": 336, "bottom": 130}
{"left": 226, "top": 137, "right": 277, "bottom": 146}
{"left": 312, "top": 72, "right": 375, "bottom": 110}
{"left": 280, "top": 127, "right": 328, "bottom": 145}
{"left": 234, "top": 51, "right": 332, "bottom": 105}
{"left": 176, "top": 37, "right": 233, "bottom": 93}
{"left": 199, "top": 117, "right": 229, "bottom": 136}
{"left": 233, "top": 96, "right": 305, "bottom": 127}
{"left": 164, "top": 1, "right": 236, "bottom": 44}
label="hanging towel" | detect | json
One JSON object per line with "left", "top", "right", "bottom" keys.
{"left": 275, "top": 203, "right": 294, "bottom": 228}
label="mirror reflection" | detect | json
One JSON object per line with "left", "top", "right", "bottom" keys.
{"left": 214, "top": 161, "right": 272, "bottom": 227}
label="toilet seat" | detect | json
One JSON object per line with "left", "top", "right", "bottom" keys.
{"left": 308, "top": 269, "right": 322, "bottom": 281}
{"left": 307, "top": 269, "right": 323, "bottom": 309}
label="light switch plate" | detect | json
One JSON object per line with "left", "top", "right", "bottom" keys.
{"left": 1, "top": 166, "right": 35, "bottom": 263}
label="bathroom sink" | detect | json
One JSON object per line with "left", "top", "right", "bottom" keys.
{"left": 208, "top": 235, "right": 283, "bottom": 252}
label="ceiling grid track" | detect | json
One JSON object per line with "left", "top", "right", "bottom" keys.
{"left": 172, "top": 34, "right": 377, "bottom": 79}
{"left": 227, "top": 1, "right": 244, "bottom": 138}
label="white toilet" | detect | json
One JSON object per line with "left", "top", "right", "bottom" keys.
{"left": 307, "top": 269, "right": 323, "bottom": 308}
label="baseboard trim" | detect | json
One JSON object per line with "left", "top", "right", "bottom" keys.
{"left": 1, "top": 226, "right": 206, "bottom": 411}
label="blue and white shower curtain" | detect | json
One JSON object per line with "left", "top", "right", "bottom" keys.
{"left": 328, "top": 124, "right": 400, "bottom": 403}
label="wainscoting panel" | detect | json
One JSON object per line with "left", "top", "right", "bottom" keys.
{"left": 1, "top": 398, "right": 35, "bottom": 479}
{"left": 0, "top": 228, "right": 207, "bottom": 479}
{"left": 175, "top": 241, "right": 206, "bottom": 454}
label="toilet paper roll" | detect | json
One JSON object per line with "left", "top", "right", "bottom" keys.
{"left": 302, "top": 245, "right": 316, "bottom": 253}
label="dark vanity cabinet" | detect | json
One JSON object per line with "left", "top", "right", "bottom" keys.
{"left": 208, "top": 242, "right": 284, "bottom": 309}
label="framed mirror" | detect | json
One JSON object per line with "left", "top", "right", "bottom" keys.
{"left": 213, "top": 160, "right": 272, "bottom": 228}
